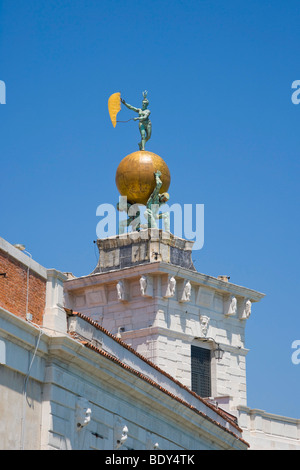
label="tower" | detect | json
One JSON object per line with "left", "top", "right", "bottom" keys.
{"left": 64, "top": 91, "right": 265, "bottom": 414}
{"left": 64, "top": 230, "right": 264, "bottom": 411}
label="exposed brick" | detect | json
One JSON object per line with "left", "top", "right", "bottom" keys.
{"left": 0, "top": 249, "right": 46, "bottom": 324}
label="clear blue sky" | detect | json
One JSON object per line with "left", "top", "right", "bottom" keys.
{"left": 0, "top": 0, "right": 299, "bottom": 418}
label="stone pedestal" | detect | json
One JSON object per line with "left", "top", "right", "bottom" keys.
{"left": 92, "top": 229, "right": 196, "bottom": 273}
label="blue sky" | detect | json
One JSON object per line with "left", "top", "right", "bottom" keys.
{"left": 0, "top": 0, "right": 299, "bottom": 418}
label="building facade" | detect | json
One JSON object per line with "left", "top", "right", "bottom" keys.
{"left": 0, "top": 234, "right": 299, "bottom": 450}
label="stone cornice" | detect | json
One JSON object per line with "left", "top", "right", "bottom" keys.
{"left": 65, "top": 261, "right": 265, "bottom": 303}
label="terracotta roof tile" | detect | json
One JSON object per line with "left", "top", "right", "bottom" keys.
{"left": 65, "top": 307, "right": 249, "bottom": 447}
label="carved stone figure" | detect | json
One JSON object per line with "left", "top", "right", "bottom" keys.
{"left": 165, "top": 276, "right": 176, "bottom": 298}
{"left": 244, "top": 299, "right": 252, "bottom": 319}
{"left": 181, "top": 280, "right": 192, "bottom": 302}
{"left": 146, "top": 432, "right": 159, "bottom": 449}
{"left": 139, "top": 276, "right": 147, "bottom": 296}
{"left": 75, "top": 397, "right": 92, "bottom": 430}
{"left": 139, "top": 275, "right": 153, "bottom": 297}
{"left": 116, "top": 281, "right": 124, "bottom": 300}
{"left": 224, "top": 295, "right": 237, "bottom": 316}
{"left": 229, "top": 295, "right": 237, "bottom": 315}
{"left": 200, "top": 315, "right": 210, "bottom": 337}
{"left": 239, "top": 298, "right": 252, "bottom": 320}
{"left": 114, "top": 418, "right": 128, "bottom": 449}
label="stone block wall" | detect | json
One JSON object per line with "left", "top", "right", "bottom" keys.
{"left": 1, "top": 306, "right": 245, "bottom": 450}
{"left": 237, "top": 406, "right": 300, "bottom": 450}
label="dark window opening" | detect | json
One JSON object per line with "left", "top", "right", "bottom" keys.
{"left": 191, "top": 345, "right": 211, "bottom": 397}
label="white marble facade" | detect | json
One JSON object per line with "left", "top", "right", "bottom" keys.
{"left": 64, "top": 262, "right": 264, "bottom": 410}
{"left": 1, "top": 235, "right": 299, "bottom": 450}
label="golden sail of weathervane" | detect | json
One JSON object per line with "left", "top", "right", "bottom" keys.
{"left": 108, "top": 92, "right": 121, "bottom": 128}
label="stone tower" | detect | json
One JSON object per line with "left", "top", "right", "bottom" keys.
{"left": 64, "top": 228, "right": 264, "bottom": 413}
{"left": 64, "top": 90, "right": 264, "bottom": 415}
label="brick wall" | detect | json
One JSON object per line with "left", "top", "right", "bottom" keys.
{"left": 0, "top": 249, "right": 46, "bottom": 324}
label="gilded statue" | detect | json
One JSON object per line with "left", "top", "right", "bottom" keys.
{"left": 108, "top": 90, "right": 171, "bottom": 234}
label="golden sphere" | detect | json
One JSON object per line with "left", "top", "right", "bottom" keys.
{"left": 115, "top": 150, "right": 171, "bottom": 205}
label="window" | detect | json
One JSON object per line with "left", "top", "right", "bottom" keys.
{"left": 191, "top": 345, "right": 211, "bottom": 397}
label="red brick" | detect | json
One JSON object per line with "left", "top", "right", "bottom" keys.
{"left": 0, "top": 249, "right": 46, "bottom": 324}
